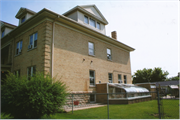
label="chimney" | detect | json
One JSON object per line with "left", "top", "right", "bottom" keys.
{"left": 111, "top": 31, "right": 117, "bottom": 40}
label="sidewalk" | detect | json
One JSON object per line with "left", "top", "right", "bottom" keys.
{"left": 64, "top": 103, "right": 106, "bottom": 112}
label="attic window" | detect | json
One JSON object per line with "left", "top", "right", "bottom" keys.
{"left": 1, "top": 30, "right": 5, "bottom": 38}
{"left": 90, "top": 18, "right": 96, "bottom": 27}
{"left": 21, "top": 16, "right": 25, "bottom": 23}
{"left": 84, "top": 16, "right": 89, "bottom": 24}
{"left": 97, "top": 22, "right": 100, "bottom": 30}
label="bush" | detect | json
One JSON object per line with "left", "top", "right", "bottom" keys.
{"left": 1, "top": 113, "right": 13, "bottom": 119}
{"left": 1, "top": 72, "right": 68, "bottom": 119}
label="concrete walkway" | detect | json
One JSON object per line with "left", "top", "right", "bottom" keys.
{"left": 64, "top": 104, "right": 106, "bottom": 112}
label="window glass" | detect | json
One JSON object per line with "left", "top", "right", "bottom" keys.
{"left": 90, "top": 94, "right": 95, "bottom": 102}
{"left": 30, "top": 35, "right": 33, "bottom": 45}
{"left": 118, "top": 74, "right": 122, "bottom": 83}
{"left": 97, "top": 22, "right": 100, "bottom": 30}
{"left": 16, "top": 42, "right": 19, "bottom": 54}
{"left": 124, "top": 75, "right": 127, "bottom": 84}
{"left": 88, "top": 42, "right": 94, "bottom": 55}
{"left": 84, "top": 16, "right": 89, "bottom": 24}
{"left": 108, "top": 73, "right": 113, "bottom": 83}
{"left": 90, "top": 18, "right": 96, "bottom": 27}
{"left": 27, "top": 66, "right": 36, "bottom": 80}
{"left": 20, "top": 41, "right": 23, "bottom": 50}
{"left": 21, "top": 16, "right": 25, "bottom": 23}
{"left": 1, "top": 30, "right": 5, "bottom": 38}
{"left": 89, "top": 70, "right": 95, "bottom": 85}
{"left": 107, "top": 48, "right": 111, "bottom": 60}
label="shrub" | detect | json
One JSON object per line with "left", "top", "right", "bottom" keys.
{"left": 1, "top": 72, "right": 68, "bottom": 119}
{"left": 1, "top": 113, "right": 13, "bottom": 119}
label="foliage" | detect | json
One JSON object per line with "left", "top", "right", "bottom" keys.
{"left": 41, "top": 100, "right": 179, "bottom": 119}
{"left": 1, "top": 72, "right": 68, "bottom": 119}
{"left": 167, "top": 76, "right": 179, "bottom": 81}
{"left": 132, "top": 67, "right": 169, "bottom": 84}
{"left": 1, "top": 113, "right": 13, "bottom": 119}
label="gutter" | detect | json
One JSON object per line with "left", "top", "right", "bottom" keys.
{"left": 51, "top": 15, "right": 60, "bottom": 78}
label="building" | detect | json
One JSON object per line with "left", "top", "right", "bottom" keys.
{"left": 1, "top": 5, "right": 135, "bottom": 102}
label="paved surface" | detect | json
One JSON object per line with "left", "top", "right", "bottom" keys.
{"left": 64, "top": 104, "right": 106, "bottom": 112}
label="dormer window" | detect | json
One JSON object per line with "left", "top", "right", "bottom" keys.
{"left": 1, "top": 30, "right": 5, "bottom": 38}
{"left": 21, "top": 16, "right": 25, "bottom": 23}
{"left": 97, "top": 22, "right": 100, "bottom": 30}
{"left": 84, "top": 16, "right": 89, "bottom": 24}
{"left": 90, "top": 18, "right": 96, "bottom": 27}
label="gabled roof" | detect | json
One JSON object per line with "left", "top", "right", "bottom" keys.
{"left": 15, "top": 7, "right": 36, "bottom": 19}
{"left": 1, "top": 21, "right": 17, "bottom": 29}
{"left": 63, "top": 5, "right": 108, "bottom": 25}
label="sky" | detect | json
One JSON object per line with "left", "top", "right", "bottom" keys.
{"left": 0, "top": 0, "right": 179, "bottom": 78}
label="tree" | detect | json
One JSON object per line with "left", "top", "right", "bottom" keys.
{"left": 132, "top": 67, "right": 169, "bottom": 84}
{"left": 1, "top": 72, "right": 68, "bottom": 119}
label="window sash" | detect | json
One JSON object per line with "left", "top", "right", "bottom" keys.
{"left": 97, "top": 22, "right": 100, "bottom": 29}
{"left": 89, "top": 70, "right": 95, "bottom": 85}
{"left": 107, "top": 49, "right": 111, "bottom": 60}
{"left": 29, "top": 32, "right": 38, "bottom": 48}
{"left": 21, "top": 16, "right": 25, "bottom": 23}
{"left": 90, "top": 18, "right": 96, "bottom": 27}
{"left": 84, "top": 16, "right": 89, "bottom": 24}
{"left": 108, "top": 73, "right": 113, "bottom": 83}
{"left": 27, "top": 66, "right": 36, "bottom": 80}
{"left": 124, "top": 75, "right": 127, "bottom": 84}
{"left": 1, "top": 30, "right": 5, "bottom": 38}
{"left": 88, "top": 42, "right": 94, "bottom": 55}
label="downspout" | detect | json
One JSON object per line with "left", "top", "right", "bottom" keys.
{"left": 51, "top": 15, "right": 60, "bottom": 78}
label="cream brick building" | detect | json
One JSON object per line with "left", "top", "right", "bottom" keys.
{"left": 1, "top": 5, "right": 135, "bottom": 97}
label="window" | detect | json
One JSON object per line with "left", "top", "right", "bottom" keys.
{"left": 14, "top": 70, "right": 20, "bottom": 77}
{"left": 108, "top": 73, "right": 113, "bottom": 83}
{"left": 21, "top": 16, "right": 25, "bottom": 23}
{"left": 90, "top": 18, "right": 96, "bottom": 27}
{"left": 28, "top": 32, "right": 38, "bottom": 49}
{"left": 90, "top": 94, "right": 96, "bottom": 102}
{"left": 88, "top": 42, "right": 94, "bottom": 56}
{"left": 16, "top": 41, "right": 23, "bottom": 55}
{"left": 118, "top": 74, "right": 122, "bottom": 83}
{"left": 1, "top": 30, "right": 5, "bottom": 38}
{"left": 84, "top": 16, "right": 89, "bottom": 24}
{"left": 27, "top": 66, "right": 36, "bottom": 80}
{"left": 97, "top": 22, "right": 100, "bottom": 30}
{"left": 89, "top": 70, "right": 95, "bottom": 85}
{"left": 107, "top": 48, "right": 111, "bottom": 60}
{"left": 124, "top": 75, "right": 127, "bottom": 84}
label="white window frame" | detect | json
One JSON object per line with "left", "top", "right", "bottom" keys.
{"left": 107, "top": 48, "right": 112, "bottom": 60}
{"left": 28, "top": 32, "right": 38, "bottom": 50}
{"left": 16, "top": 41, "right": 23, "bottom": 55}
{"left": 84, "top": 16, "right": 89, "bottom": 24}
{"left": 89, "top": 70, "right": 95, "bottom": 86}
{"left": 108, "top": 73, "right": 113, "bottom": 83}
{"left": 90, "top": 18, "right": 96, "bottom": 27}
{"left": 118, "top": 74, "right": 123, "bottom": 83}
{"left": 124, "top": 75, "right": 127, "bottom": 84}
{"left": 88, "top": 42, "right": 95, "bottom": 56}
{"left": 27, "top": 66, "right": 36, "bottom": 80}
{"left": 96, "top": 22, "right": 101, "bottom": 30}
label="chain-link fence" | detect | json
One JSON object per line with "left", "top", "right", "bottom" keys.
{"left": 63, "top": 91, "right": 162, "bottom": 119}
{"left": 157, "top": 87, "right": 179, "bottom": 119}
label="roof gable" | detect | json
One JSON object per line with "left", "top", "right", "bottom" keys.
{"left": 63, "top": 5, "right": 108, "bottom": 25}
{"left": 15, "top": 7, "right": 36, "bottom": 19}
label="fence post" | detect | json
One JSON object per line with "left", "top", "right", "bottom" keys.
{"left": 157, "top": 88, "right": 161, "bottom": 119}
{"left": 107, "top": 93, "right": 109, "bottom": 119}
{"left": 72, "top": 94, "right": 74, "bottom": 114}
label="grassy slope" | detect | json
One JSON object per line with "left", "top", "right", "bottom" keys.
{"left": 41, "top": 100, "right": 179, "bottom": 119}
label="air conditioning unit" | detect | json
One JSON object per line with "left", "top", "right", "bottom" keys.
{"left": 28, "top": 44, "right": 32, "bottom": 49}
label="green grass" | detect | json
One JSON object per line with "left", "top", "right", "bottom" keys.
{"left": 41, "top": 100, "right": 178, "bottom": 119}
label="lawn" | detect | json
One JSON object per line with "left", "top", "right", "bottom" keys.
{"left": 41, "top": 99, "right": 179, "bottom": 119}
